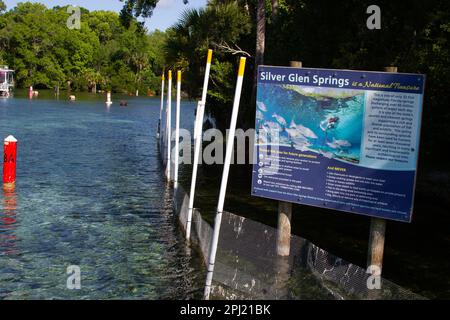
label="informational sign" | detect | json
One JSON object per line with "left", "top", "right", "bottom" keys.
{"left": 251, "top": 66, "right": 425, "bottom": 222}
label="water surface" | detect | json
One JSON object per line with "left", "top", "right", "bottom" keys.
{"left": 0, "top": 91, "right": 204, "bottom": 299}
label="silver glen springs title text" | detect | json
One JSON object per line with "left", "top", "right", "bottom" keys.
{"left": 260, "top": 71, "right": 350, "bottom": 88}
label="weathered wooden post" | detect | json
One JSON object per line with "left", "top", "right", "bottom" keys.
{"left": 277, "top": 201, "right": 292, "bottom": 256}
{"left": 367, "top": 217, "right": 386, "bottom": 271}
{"left": 366, "top": 66, "right": 397, "bottom": 276}
{"left": 276, "top": 60, "right": 302, "bottom": 257}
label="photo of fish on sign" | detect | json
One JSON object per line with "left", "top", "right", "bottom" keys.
{"left": 256, "top": 84, "right": 364, "bottom": 164}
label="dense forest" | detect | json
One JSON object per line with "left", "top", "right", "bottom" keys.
{"left": 0, "top": 1, "right": 166, "bottom": 94}
{"left": 123, "top": 0, "right": 449, "bottom": 161}
{"left": 0, "top": 0, "right": 449, "bottom": 159}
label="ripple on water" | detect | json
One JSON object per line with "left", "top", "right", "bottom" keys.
{"left": 0, "top": 96, "right": 203, "bottom": 299}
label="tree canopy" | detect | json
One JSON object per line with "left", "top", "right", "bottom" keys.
{"left": 0, "top": 1, "right": 6, "bottom": 14}
{"left": 1, "top": 0, "right": 448, "bottom": 151}
{"left": 124, "top": 0, "right": 449, "bottom": 158}
{"left": 0, "top": 2, "right": 167, "bottom": 94}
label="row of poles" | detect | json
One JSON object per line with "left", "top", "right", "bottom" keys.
{"left": 157, "top": 49, "right": 247, "bottom": 300}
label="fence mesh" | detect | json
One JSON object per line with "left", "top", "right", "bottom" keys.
{"left": 173, "top": 185, "right": 424, "bottom": 300}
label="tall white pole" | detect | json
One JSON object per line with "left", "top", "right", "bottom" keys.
{"left": 166, "top": 70, "right": 172, "bottom": 181}
{"left": 158, "top": 74, "right": 165, "bottom": 140}
{"left": 204, "top": 57, "right": 246, "bottom": 300}
{"left": 201, "top": 49, "right": 213, "bottom": 105}
{"left": 193, "top": 49, "right": 213, "bottom": 140}
{"left": 174, "top": 70, "right": 181, "bottom": 188}
{"left": 187, "top": 101, "right": 204, "bottom": 239}
{"left": 186, "top": 49, "right": 213, "bottom": 240}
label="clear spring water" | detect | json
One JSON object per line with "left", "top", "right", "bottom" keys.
{"left": 257, "top": 84, "right": 365, "bottom": 163}
{"left": 0, "top": 92, "right": 204, "bottom": 299}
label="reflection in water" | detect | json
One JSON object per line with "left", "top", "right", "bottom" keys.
{"left": 0, "top": 186, "right": 18, "bottom": 255}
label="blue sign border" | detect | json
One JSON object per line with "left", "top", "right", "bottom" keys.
{"left": 251, "top": 65, "right": 425, "bottom": 223}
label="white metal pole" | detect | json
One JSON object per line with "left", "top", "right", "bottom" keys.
{"left": 186, "top": 101, "right": 205, "bottom": 240}
{"left": 158, "top": 74, "right": 165, "bottom": 140}
{"left": 186, "top": 49, "right": 213, "bottom": 240}
{"left": 193, "top": 102, "right": 201, "bottom": 146}
{"left": 174, "top": 70, "right": 181, "bottom": 188}
{"left": 204, "top": 57, "right": 246, "bottom": 300}
{"left": 193, "top": 49, "right": 213, "bottom": 140}
{"left": 201, "top": 49, "right": 213, "bottom": 105}
{"left": 166, "top": 70, "right": 172, "bottom": 181}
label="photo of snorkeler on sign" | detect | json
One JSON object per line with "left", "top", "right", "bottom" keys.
{"left": 256, "top": 84, "right": 365, "bottom": 164}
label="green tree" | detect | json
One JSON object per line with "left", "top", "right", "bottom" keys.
{"left": 164, "top": 2, "right": 251, "bottom": 128}
{"left": 0, "top": 1, "right": 5, "bottom": 14}
{"left": 0, "top": 2, "right": 163, "bottom": 93}
{"left": 119, "top": 0, "right": 189, "bottom": 27}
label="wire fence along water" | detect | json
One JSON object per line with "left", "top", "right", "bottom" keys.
{"left": 157, "top": 80, "right": 423, "bottom": 299}
{"left": 172, "top": 183, "right": 424, "bottom": 300}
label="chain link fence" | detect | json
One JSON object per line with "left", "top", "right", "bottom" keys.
{"left": 173, "top": 184, "right": 424, "bottom": 300}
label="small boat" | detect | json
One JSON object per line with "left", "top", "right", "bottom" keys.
{"left": 0, "top": 66, "right": 14, "bottom": 97}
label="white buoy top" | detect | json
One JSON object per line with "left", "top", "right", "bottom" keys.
{"left": 4, "top": 135, "right": 17, "bottom": 142}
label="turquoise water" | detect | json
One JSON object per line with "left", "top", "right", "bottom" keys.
{"left": 257, "top": 84, "right": 364, "bottom": 163}
{"left": 0, "top": 91, "right": 204, "bottom": 299}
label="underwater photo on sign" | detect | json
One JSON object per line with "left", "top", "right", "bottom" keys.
{"left": 256, "top": 84, "right": 364, "bottom": 164}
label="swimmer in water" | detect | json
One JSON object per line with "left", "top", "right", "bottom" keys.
{"left": 320, "top": 116, "right": 340, "bottom": 149}
{"left": 320, "top": 116, "right": 339, "bottom": 131}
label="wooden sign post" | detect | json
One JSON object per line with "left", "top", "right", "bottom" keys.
{"left": 366, "top": 66, "right": 398, "bottom": 276}
{"left": 276, "top": 60, "right": 302, "bottom": 257}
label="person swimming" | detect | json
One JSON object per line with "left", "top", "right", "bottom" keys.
{"left": 320, "top": 116, "right": 339, "bottom": 131}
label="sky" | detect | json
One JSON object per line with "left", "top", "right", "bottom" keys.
{"left": 3, "top": 0, "right": 208, "bottom": 31}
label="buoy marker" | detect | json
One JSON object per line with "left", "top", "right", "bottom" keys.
{"left": 106, "top": 91, "right": 112, "bottom": 105}
{"left": 3, "top": 135, "right": 17, "bottom": 190}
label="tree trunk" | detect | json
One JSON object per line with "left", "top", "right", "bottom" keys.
{"left": 251, "top": 0, "right": 266, "bottom": 124}
{"left": 255, "top": 0, "right": 266, "bottom": 67}
{"left": 272, "top": 0, "right": 279, "bottom": 19}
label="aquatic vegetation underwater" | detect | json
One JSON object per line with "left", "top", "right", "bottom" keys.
{"left": 256, "top": 84, "right": 364, "bottom": 164}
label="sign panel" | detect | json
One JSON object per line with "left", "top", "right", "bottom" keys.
{"left": 251, "top": 66, "right": 425, "bottom": 222}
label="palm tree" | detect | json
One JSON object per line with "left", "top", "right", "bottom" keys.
{"left": 131, "top": 51, "right": 149, "bottom": 93}
{"left": 81, "top": 68, "right": 104, "bottom": 93}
